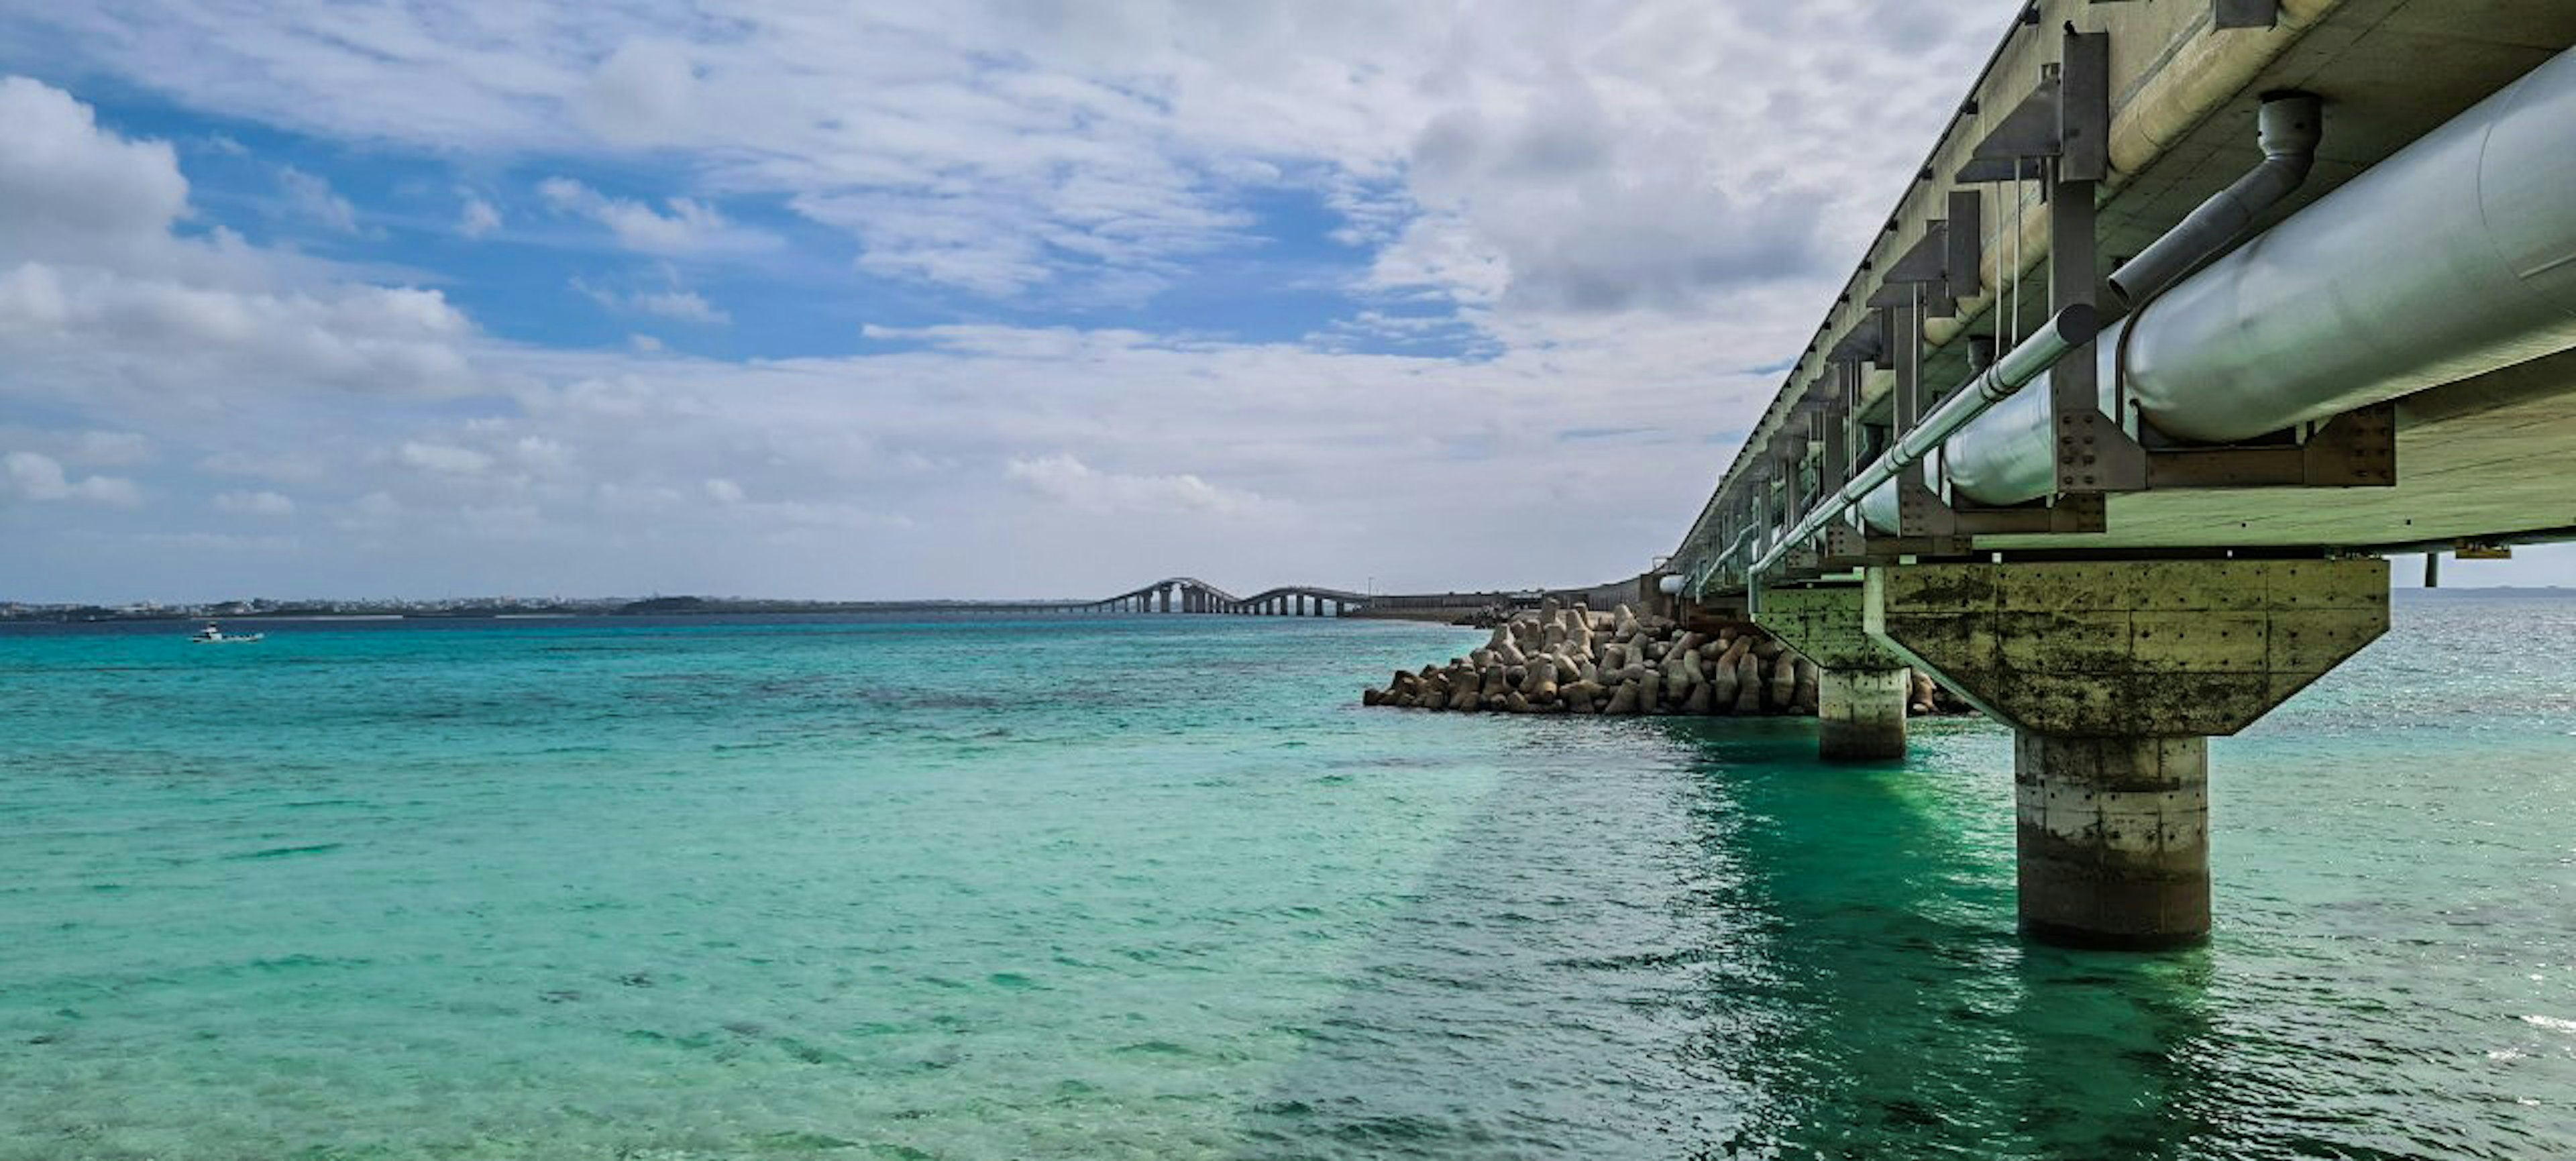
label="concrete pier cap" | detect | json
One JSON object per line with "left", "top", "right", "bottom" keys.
{"left": 1753, "top": 585, "right": 1911, "bottom": 762}
{"left": 1862, "top": 557, "right": 2390, "bottom": 949}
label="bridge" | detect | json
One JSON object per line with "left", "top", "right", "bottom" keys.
{"left": 893, "top": 576, "right": 1648, "bottom": 621}
{"left": 1087, "top": 577, "right": 1367, "bottom": 618}
{"left": 1654, "top": 1, "right": 2576, "bottom": 949}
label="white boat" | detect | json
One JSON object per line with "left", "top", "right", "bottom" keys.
{"left": 190, "top": 622, "right": 264, "bottom": 644}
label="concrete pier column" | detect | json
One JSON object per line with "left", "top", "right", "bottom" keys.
{"left": 1867, "top": 559, "right": 2389, "bottom": 948}
{"left": 2015, "top": 733, "right": 2210, "bottom": 948}
{"left": 1754, "top": 585, "right": 1910, "bottom": 761}
{"left": 1817, "top": 667, "right": 1911, "bottom": 761}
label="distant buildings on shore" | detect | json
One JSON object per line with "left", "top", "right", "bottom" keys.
{"left": 0, "top": 596, "right": 620, "bottom": 622}
{"left": 0, "top": 593, "right": 1115, "bottom": 622}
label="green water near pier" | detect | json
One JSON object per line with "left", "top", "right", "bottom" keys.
{"left": 3, "top": 600, "right": 2572, "bottom": 1158}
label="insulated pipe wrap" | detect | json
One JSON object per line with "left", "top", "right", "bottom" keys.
{"left": 2108, "top": 94, "right": 2320, "bottom": 306}
{"left": 2128, "top": 46, "right": 2576, "bottom": 442}
{"left": 1882, "top": 42, "right": 2576, "bottom": 520}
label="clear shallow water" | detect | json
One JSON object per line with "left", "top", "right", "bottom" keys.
{"left": 2, "top": 600, "right": 2571, "bottom": 1160}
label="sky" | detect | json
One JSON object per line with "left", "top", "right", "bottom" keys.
{"left": 0, "top": 1, "right": 2564, "bottom": 602}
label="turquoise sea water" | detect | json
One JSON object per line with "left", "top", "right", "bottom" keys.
{"left": 4, "top": 598, "right": 2573, "bottom": 1160}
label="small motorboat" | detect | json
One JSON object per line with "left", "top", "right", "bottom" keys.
{"left": 190, "top": 622, "right": 264, "bottom": 644}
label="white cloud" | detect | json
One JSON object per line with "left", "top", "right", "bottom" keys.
{"left": 336, "top": 490, "right": 403, "bottom": 531}
{"left": 538, "top": 177, "right": 774, "bottom": 256}
{"left": 213, "top": 489, "right": 294, "bottom": 516}
{"left": 1005, "top": 453, "right": 1266, "bottom": 516}
{"left": 572, "top": 273, "right": 729, "bottom": 325}
{"left": 0, "top": 78, "right": 482, "bottom": 405}
{"left": 0, "top": 427, "right": 155, "bottom": 467}
{"left": 0, "top": 76, "right": 190, "bottom": 245}
{"left": 278, "top": 166, "right": 358, "bottom": 233}
{"left": 513, "top": 435, "right": 574, "bottom": 474}
{"left": 576, "top": 40, "right": 699, "bottom": 146}
{"left": 397, "top": 441, "right": 492, "bottom": 476}
{"left": 69, "top": 429, "right": 153, "bottom": 465}
{"left": 458, "top": 192, "right": 501, "bottom": 238}
{"left": 0, "top": 3, "right": 1994, "bottom": 315}
{"left": 3, "top": 11, "right": 2370, "bottom": 602}
{"left": 199, "top": 449, "right": 327, "bottom": 482}
{"left": 3, "top": 450, "right": 140, "bottom": 506}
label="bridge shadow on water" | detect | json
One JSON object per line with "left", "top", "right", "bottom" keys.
{"left": 1231, "top": 715, "right": 2228, "bottom": 1160}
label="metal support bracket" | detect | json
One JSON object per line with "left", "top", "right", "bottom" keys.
{"left": 2049, "top": 29, "right": 2147, "bottom": 496}
{"left": 2091, "top": 1, "right": 2278, "bottom": 32}
{"left": 2141, "top": 403, "right": 2397, "bottom": 489}
{"left": 1827, "top": 310, "right": 1886, "bottom": 367}
{"left": 1828, "top": 529, "right": 1974, "bottom": 565}
{"left": 1946, "top": 190, "right": 1984, "bottom": 304}
{"left": 1960, "top": 68, "right": 2062, "bottom": 184}
{"left": 2214, "top": 0, "right": 2281, "bottom": 30}
{"left": 1900, "top": 469, "right": 2108, "bottom": 538}
{"left": 1868, "top": 224, "right": 1957, "bottom": 318}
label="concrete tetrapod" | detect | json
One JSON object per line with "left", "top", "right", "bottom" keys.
{"left": 1362, "top": 604, "right": 1969, "bottom": 720}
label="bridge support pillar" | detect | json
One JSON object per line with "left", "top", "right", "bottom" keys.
{"left": 1866, "top": 559, "right": 2388, "bottom": 949}
{"left": 1819, "top": 669, "right": 1910, "bottom": 761}
{"left": 1755, "top": 585, "right": 1909, "bottom": 761}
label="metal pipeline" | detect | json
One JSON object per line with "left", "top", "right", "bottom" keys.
{"left": 2131, "top": 44, "right": 2576, "bottom": 441}
{"left": 1885, "top": 42, "right": 2576, "bottom": 518}
{"left": 1744, "top": 305, "right": 2098, "bottom": 579}
{"left": 2108, "top": 93, "right": 2321, "bottom": 306}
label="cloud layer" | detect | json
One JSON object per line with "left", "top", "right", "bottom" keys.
{"left": 37, "top": 7, "right": 2558, "bottom": 601}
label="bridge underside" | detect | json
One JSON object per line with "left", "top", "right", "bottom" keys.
{"left": 1796, "top": 0, "right": 2576, "bottom": 565}
{"left": 1685, "top": 1, "right": 2576, "bottom": 953}
{"left": 1981, "top": 350, "right": 2576, "bottom": 555}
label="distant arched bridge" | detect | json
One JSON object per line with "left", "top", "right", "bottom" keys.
{"left": 827, "top": 576, "right": 1649, "bottom": 620}
{"left": 1089, "top": 577, "right": 1366, "bottom": 617}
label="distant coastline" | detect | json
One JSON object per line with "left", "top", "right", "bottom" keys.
{"left": 2, "top": 594, "right": 1220, "bottom": 624}
{"left": 6, "top": 584, "right": 2568, "bottom": 624}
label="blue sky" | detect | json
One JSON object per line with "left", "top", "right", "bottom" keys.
{"left": 0, "top": 1, "right": 2566, "bottom": 601}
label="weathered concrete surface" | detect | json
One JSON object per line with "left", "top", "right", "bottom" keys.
{"left": 1864, "top": 557, "right": 2385, "bottom": 947}
{"left": 1862, "top": 558, "right": 2388, "bottom": 736}
{"left": 2016, "top": 734, "right": 2212, "bottom": 949}
{"left": 1818, "top": 669, "right": 1910, "bottom": 762}
{"left": 1756, "top": 586, "right": 1907, "bottom": 671}
{"left": 1758, "top": 586, "right": 1911, "bottom": 759}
